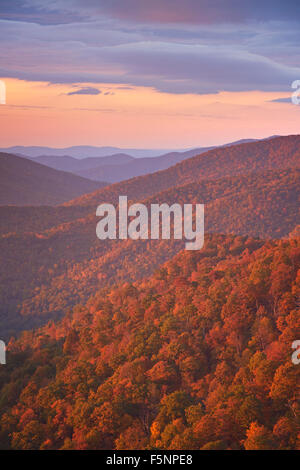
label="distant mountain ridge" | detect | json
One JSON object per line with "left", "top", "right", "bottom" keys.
{"left": 9, "top": 136, "right": 280, "bottom": 184}
{"left": 66, "top": 134, "right": 300, "bottom": 207}
{"left": 0, "top": 145, "right": 178, "bottom": 159}
{"left": 74, "top": 138, "right": 274, "bottom": 182}
{"left": 30, "top": 153, "right": 135, "bottom": 173}
{"left": 70, "top": 147, "right": 215, "bottom": 182}
{"left": 2, "top": 137, "right": 278, "bottom": 159}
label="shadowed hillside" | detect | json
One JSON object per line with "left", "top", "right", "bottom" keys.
{"left": 0, "top": 153, "right": 107, "bottom": 206}
{"left": 31, "top": 153, "right": 135, "bottom": 172}
{"left": 74, "top": 147, "right": 214, "bottom": 182}
{"left": 73, "top": 139, "right": 270, "bottom": 183}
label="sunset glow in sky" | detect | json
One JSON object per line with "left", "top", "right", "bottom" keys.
{"left": 0, "top": 1, "right": 300, "bottom": 148}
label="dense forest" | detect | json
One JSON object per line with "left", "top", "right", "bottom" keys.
{"left": 0, "top": 136, "right": 299, "bottom": 451}
{"left": 0, "top": 167, "right": 299, "bottom": 339}
{"left": 0, "top": 234, "right": 299, "bottom": 450}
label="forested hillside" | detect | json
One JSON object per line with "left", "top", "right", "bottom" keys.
{"left": 66, "top": 135, "right": 300, "bottom": 207}
{"left": 0, "top": 234, "right": 299, "bottom": 450}
{"left": 0, "top": 168, "right": 298, "bottom": 339}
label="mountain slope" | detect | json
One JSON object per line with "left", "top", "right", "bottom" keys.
{"left": 75, "top": 147, "right": 213, "bottom": 183}
{"left": 18, "top": 137, "right": 278, "bottom": 184}
{"left": 25, "top": 148, "right": 214, "bottom": 183}
{"left": 75, "top": 140, "right": 267, "bottom": 183}
{"left": 0, "top": 153, "right": 107, "bottom": 206}
{"left": 1, "top": 234, "right": 299, "bottom": 450}
{"left": 0, "top": 167, "right": 298, "bottom": 338}
{"left": 0, "top": 135, "right": 299, "bottom": 338}
{"left": 66, "top": 135, "right": 300, "bottom": 207}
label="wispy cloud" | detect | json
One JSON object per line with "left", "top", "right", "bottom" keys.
{"left": 16, "top": 1, "right": 300, "bottom": 25}
{"left": 67, "top": 86, "right": 101, "bottom": 96}
{"left": 269, "top": 97, "right": 293, "bottom": 103}
{"left": 0, "top": 1, "right": 300, "bottom": 95}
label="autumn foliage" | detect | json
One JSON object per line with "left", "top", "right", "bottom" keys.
{"left": 0, "top": 234, "right": 299, "bottom": 450}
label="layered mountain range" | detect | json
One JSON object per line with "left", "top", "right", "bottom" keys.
{"left": 0, "top": 134, "right": 299, "bottom": 451}
{"left": 1, "top": 137, "right": 276, "bottom": 184}
{"left": 0, "top": 135, "right": 299, "bottom": 339}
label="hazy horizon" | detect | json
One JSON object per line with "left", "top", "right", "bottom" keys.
{"left": 0, "top": 133, "right": 286, "bottom": 158}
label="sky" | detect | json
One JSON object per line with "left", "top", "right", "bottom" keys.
{"left": 0, "top": 0, "right": 300, "bottom": 148}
